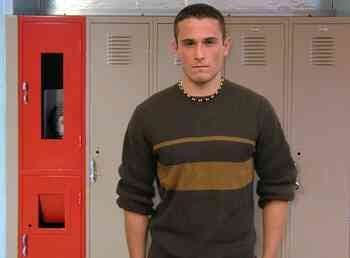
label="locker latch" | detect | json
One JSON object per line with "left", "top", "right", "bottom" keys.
{"left": 21, "top": 234, "right": 28, "bottom": 257}
{"left": 22, "top": 81, "right": 29, "bottom": 104}
{"left": 89, "top": 159, "right": 97, "bottom": 184}
{"left": 294, "top": 161, "right": 303, "bottom": 192}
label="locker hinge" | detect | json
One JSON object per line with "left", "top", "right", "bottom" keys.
{"left": 78, "top": 192, "right": 82, "bottom": 206}
{"left": 78, "top": 136, "right": 82, "bottom": 148}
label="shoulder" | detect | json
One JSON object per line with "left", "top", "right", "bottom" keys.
{"left": 224, "top": 79, "right": 270, "bottom": 108}
{"left": 133, "top": 83, "right": 178, "bottom": 117}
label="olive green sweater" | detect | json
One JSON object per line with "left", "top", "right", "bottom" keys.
{"left": 116, "top": 80, "right": 297, "bottom": 258}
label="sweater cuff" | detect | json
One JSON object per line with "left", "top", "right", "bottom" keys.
{"left": 257, "top": 183, "right": 295, "bottom": 209}
{"left": 116, "top": 179, "right": 155, "bottom": 215}
{"left": 116, "top": 196, "right": 155, "bottom": 215}
{"left": 258, "top": 195, "right": 294, "bottom": 209}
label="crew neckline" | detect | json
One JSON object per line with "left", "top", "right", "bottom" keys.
{"left": 177, "top": 79, "right": 227, "bottom": 104}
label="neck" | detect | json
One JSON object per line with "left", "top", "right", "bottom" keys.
{"left": 182, "top": 74, "right": 223, "bottom": 97}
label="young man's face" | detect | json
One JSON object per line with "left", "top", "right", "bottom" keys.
{"left": 174, "top": 17, "right": 230, "bottom": 85}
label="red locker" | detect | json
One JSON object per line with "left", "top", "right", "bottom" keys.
{"left": 19, "top": 16, "right": 85, "bottom": 258}
{"left": 20, "top": 176, "right": 82, "bottom": 258}
{"left": 19, "top": 16, "right": 85, "bottom": 171}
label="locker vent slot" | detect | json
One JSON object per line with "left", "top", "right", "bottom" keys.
{"left": 240, "top": 36, "right": 267, "bottom": 66}
{"left": 310, "top": 36, "right": 336, "bottom": 66}
{"left": 106, "top": 34, "right": 132, "bottom": 65}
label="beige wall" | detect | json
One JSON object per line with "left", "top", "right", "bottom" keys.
{"left": 5, "top": 15, "right": 18, "bottom": 258}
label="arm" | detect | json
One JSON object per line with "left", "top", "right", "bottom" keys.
{"left": 116, "top": 106, "right": 156, "bottom": 258}
{"left": 254, "top": 97, "right": 297, "bottom": 258}
{"left": 261, "top": 201, "right": 289, "bottom": 258}
{"left": 124, "top": 210, "right": 149, "bottom": 258}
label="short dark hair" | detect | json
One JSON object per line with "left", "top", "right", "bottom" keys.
{"left": 174, "top": 3, "right": 226, "bottom": 44}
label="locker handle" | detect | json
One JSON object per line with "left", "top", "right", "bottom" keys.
{"left": 21, "top": 234, "right": 28, "bottom": 257}
{"left": 294, "top": 162, "right": 303, "bottom": 191}
{"left": 22, "top": 81, "right": 29, "bottom": 104}
{"left": 89, "top": 159, "right": 97, "bottom": 184}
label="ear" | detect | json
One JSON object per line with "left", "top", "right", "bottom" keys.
{"left": 170, "top": 39, "right": 178, "bottom": 55}
{"left": 223, "top": 36, "right": 232, "bottom": 57}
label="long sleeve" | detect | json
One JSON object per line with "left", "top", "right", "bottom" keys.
{"left": 254, "top": 96, "right": 297, "bottom": 209}
{"left": 116, "top": 106, "right": 156, "bottom": 215}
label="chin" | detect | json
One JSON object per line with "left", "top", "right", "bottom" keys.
{"left": 191, "top": 75, "right": 215, "bottom": 85}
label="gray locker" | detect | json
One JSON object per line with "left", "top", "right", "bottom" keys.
{"left": 290, "top": 18, "right": 350, "bottom": 258}
{"left": 88, "top": 17, "right": 153, "bottom": 258}
{"left": 225, "top": 18, "right": 289, "bottom": 122}
{"left": 225, "top": 17, "right": 290, "bottom": 258}
{"left": 154, "top": 17, "right": 182, "bottom": 92}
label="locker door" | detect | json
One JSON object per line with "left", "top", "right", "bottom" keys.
{"left": 291, "top": 22, "right": 350, "bottom": 258}
{"left": 19, "top": 16, "right": 85, "bottom": 258}
{"left": 20, "top": 176, "right": 82, "bottom": 258}
{"left": 155, "top": 20, "right": 183, "bottom": 92}
{"left": 225, "top": 22, "right": 286, "bottom": 120}
{"left": 225, "top": 21, "right": 287, "bottom": 258}
{"left": 19, "top": 17, "right": 85, "bottom": 171}
{"left": 89, "top": 18, "right": 151, "bottom": 258}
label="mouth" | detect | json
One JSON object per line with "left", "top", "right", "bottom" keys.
{"left": 192, "top": 65, "right": 209, "bottom": 69}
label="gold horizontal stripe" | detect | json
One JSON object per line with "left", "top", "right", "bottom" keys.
{"left": 157, "top": 159, "right": 254, "bottom": 191}
{"left": 153, "top": 136, "right": 255, "bottom": 151}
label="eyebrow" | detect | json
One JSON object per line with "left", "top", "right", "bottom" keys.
{"left": 204, "top": 37, "right": 218, "bottom": 41}
{"left": 181, "top": 37, "right": 219, "bottom": 44}
{"left": 203, "top": 37, "right": 219, "bottom": 44}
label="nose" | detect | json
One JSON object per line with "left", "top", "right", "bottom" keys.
{"left": 194, "top": 44, "right": 205, "bottom": 61}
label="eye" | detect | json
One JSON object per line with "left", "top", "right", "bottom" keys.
{"left": 204, "top": 38, "right": 217, "bottom": 45}
{"left": 182, "top": 40, "right": 195, "bottom": 47}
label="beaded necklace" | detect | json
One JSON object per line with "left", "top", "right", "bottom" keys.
{"left": 177, "top": 77, "right": 224, "bottom": 103}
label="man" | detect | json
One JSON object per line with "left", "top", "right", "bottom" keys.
{"left": 116, "top": 3, "right": 297, "bottom": 258}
